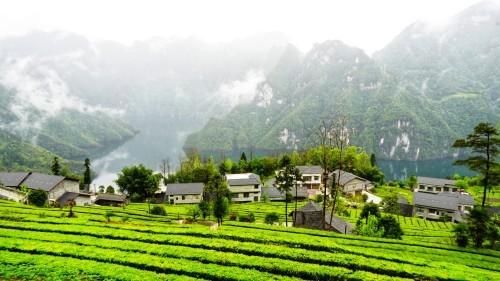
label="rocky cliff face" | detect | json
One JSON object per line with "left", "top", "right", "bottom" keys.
{"left": 185, "top": 1, "right": 500, "bottom": 160}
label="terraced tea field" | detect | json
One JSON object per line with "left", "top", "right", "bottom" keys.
{"left": 0, "top": 199, "right": 499, "bottom": 280}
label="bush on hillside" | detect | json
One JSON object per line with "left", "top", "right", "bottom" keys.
{"left": 264, "top": 212, "right": 280, "bottom": 225}
{"left": 453, "top": 223, "right": 469, "bottom": 247}
{"left": 228, "top": 212, "right": 238, "bottom": 221}
{"left": 150, "top": 206, "right": 167, "bottom": 216}
{"left": 28, "top": 190, "right": 48, "bottom": 207}
{"left": 238, "top": 212, "right": 256, "bottom": 223}
{"left": 378, "top": 216, "right": 404, "bottom": 239}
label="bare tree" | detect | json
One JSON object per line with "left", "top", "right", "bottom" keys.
{"left": 159, "top": 157, "right": 171, "bottom": 180}
{"left": 311, "top": 119, "right": 335, "bottom": 229}
{"left": 329, "top": 116, "right": 349, "bottom": 227}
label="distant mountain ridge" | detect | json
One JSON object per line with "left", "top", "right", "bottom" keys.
{"left": 185, "top": 1, "right": 500, "bottom": 161}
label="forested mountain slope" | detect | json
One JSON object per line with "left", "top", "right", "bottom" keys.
{"left": 185, "top": 1, "right": 500, "bottom": 160}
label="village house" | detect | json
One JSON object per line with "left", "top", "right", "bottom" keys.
{"left": 94, "top": 193, "right": 127, "bottom": 206}
{"left": 291, "top": 201, "right": 353, "bottom": 233}
{"left": 416, "top": 177, "right": 459, "bottom": 193}
{"left": 165, "top": 182, "right": 204, "bottom": 204}
{"left": 296, "top": 165, "right": 324, "bottom": 197}
{"left": 226, "top": 173, "right": 261, "bottom": 202}
{"left": 413, "top": 191, "right": 474, "bottom": 222}
{"left": 0, "top": 171, "right": 91, "bottom": 206}
{"left": 330, "top": 170, "right": 374, "bottom": 195}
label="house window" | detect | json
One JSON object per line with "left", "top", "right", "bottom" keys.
{"left": 182, "top": 195, "right": 186, "bottom": 200}
{"left": 444, "top": 187, "right": 449, "bottom": 192}
{"left": 452, "top": 188, "right": 458, "bottom": 192}
{"left": 232, "top": 193, "right": 239, "bottom": 198}
{"left": 419, "top": 185, "right": 425, "bottom": 190}
{"left": 416, "top": 207, "right": 424, "bottom": 213}
{"left": 435, "top": 187, "right": 442, "bottom": 192}
{"left": 254, "top": 196, "right": 258, "bottom": 202}
{"left": 428, "top": 209, "right": 437, "bottom": 214}
{"left": 303, "top": 176, "right": 312, "bottom": 181}
{"left": 427, "top": 186, "right": 433, "bottom": 191}
{"left": 244, "top": 193, "right": 249, "bottom": 198}
{"left": 464, "top": 206, "right": 472, "bottom": 211}
{"left": 254, "top": 185, "right": 259, "bottom": 189}
{"left": 175, "top": 197, "right": 179, "bottom": 200}
{"left": 314, "top": 176, "right": 319, "bottom": 181}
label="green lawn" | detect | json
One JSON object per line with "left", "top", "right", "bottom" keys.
{"left": 0, "top": 199, "right": 498, "bottom": 281}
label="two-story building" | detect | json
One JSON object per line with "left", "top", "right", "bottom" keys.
{"left": 165, "top": 182, "right": 204, "bottom": 204}
{"left": 297, "top": 166, "right": 323, "bottom": 197}
{"left": 416, "top": 177, "right": 459, "bottom": 193}
{"left": 226, "top": 173, "right": 261, "bottom": 202}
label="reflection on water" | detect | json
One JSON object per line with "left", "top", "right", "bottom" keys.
{"left": 378, "top": 158, "right": 474, "bottom": 181}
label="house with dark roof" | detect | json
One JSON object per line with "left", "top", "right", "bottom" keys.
{"left": 0, "top": 171, "right": 90, "bottom": 205}
{"left": 413, "top": 191, "right": 474, "bottom": 222}
{"left": 226, "top": 173, "right": 261, "bottom": 202}
{"left": 297, "top": 166, "right": 323, "bottom": 197}
{"left": 165, "top": 183, "right": 204, "bottom": 204}
{"left": 94, "top": 193, "right": 127, "bottom": 206}
{"left": 416, "top": 177, "right": 459, "bottom": 193}
{"left": 290, "top": 201, "right": 352, "bottom": 233}
{"left": 330, "top": 170, "right": 374, "bottom": 195}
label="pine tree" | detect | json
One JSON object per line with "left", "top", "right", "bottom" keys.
{"left": 453, "top": 123, "right": 500, "bottom": 206}
{"left": 51, "top": 157, "right": 61, "bottom": 176}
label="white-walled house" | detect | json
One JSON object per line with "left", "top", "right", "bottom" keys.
{"left": 413, "top": 191, "right": 474, "bottom": 222}
{"left": 0, "top": 172, "right": 91, "bottom": 206}
{"left": 330, "top": 170, "right": 374, "bottom": 195}
{"left": 165, "top": 183, "right": 204, "bottom": 204}
{"left": 296, "top": 166, "right": 323, "bottom": 197}
{"left": 416, "top": 177, "right": 459, "bottom": 193}
{"left": 226, "top": 173, "right": 261, "bottom": 202}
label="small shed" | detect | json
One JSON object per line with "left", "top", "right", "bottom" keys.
{"left": 291, "top": 201, "right": 353, "bottom": 234}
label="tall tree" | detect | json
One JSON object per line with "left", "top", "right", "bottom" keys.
{"left": 115, "top": 164, "right": 160, "bottom": 213}
{"left": 159, "top": 158, "right": 171, "bottom": 181}
{"left": 453, "top": 123, "right": 500, "bottom": 206}
{"left": 205, "top": 173, "right": 230, "bottom": 225}
{"left": 240, "top": 152, "right": 247, "bottom": 162}
{"left": 276, "top": 155, "right": 301, "bottom": 227}
{"left": 51, "top": 157, "right": 61, "bottom": 176}
{"left": 83, "top": 158, "right": 91, "bottom": 190}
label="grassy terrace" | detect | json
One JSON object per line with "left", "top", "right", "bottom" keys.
{"left": 0, "top": 200, "right": 499, "bottom": 280}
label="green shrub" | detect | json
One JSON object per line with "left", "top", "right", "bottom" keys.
{"left": 104, "top": 210, "right": 114, "bottom": 223}
{"left": 314, "top": 194, "right": 324, "bottom": 203}
{"left": 239, "top": 212, "right": 256, "bottom": 223}
{"left": 264, "top": 212, "right": 280, "bottom": 225}
{"left": 228, "top": 212, "right": 238, "bottom": 221}
{"left": 150, "top": 206, "right": 167, "bottom": 216}
{"left": 379, "top": 216, "right": 403, "bottom": 239}
{"left": 27, "top": 190, "right": 47, "bottom": 207}
{"left": 453, "top": 223, "right": 469, "bottom": 247}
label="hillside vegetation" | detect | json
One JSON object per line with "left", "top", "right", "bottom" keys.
{"left": 185, "top": 1, "right": 500, "bottom": 161}
{"left": 0, "top": 200, "right": 499, "bottom": 280}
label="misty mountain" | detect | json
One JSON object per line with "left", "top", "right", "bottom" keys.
{"left": 185, "top": 1, "right": 500, "bottom": 161}
{"left": 0, "top": 31, "right": 288, "bottom": 172}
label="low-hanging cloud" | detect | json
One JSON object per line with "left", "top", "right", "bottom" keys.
{"left": 0, "top": 57, "right": 124, "bottom": 141}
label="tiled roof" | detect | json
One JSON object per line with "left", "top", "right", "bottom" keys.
{"left": 417, "top": 177, "right": 456, "bottom": 187}
{"left": 0, "top": 172, "right": 30, "bottom": 187}
{"left": 21, "top": 173, "right": 66, "bottom": 191}
{"left": 264, "top": 186, "right": 308, "bottom": 199}
{"left": 330, "top": 170, "right": 370, "bottom": 186}
{"left": 95, "top": 193, "right": 126, "bottom": 202}
{"left": 226, "top": 173, "right": 261, "bottom": 186}
{"left": 299, "top": 201, "right": 322, "bottom": 212}
{"left": 297, "top": 166, "right": 323, "bottom": 175}
{"left": 165, "top": 183, "right": 204, "bottom": 195}
{"left": 413, "top": 191, "right": 474, "bottom": 211}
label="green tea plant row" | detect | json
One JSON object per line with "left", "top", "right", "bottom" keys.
{"left": 0, "top": 229, "right": 409, "bottom": 281}
{"left": 0, "top": 236, "right": 301, "bottom": 281}
{"left": 0, "top": 250, "right": 202, "bottom": 281}
{"left": 1, "top": 211, "right": 498, "bottom": 268}
{"left": 1, "top": 219, "right": 498, "bottom": 280}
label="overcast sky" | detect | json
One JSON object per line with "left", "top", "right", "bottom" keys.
{"left": 0, "top": 0, "right": 483, "bottom": 54}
